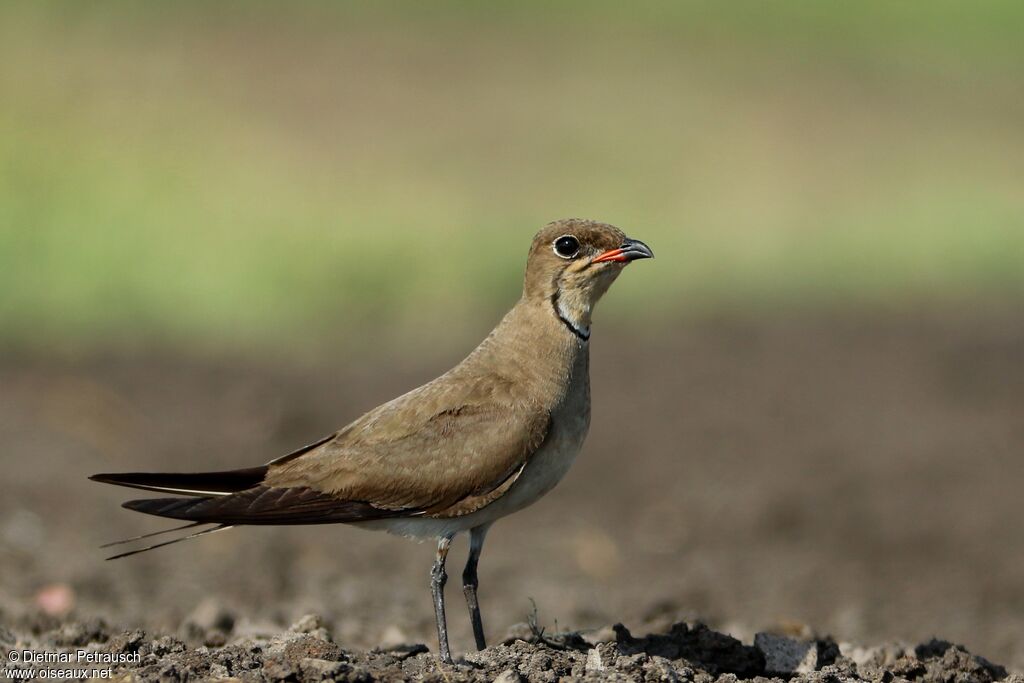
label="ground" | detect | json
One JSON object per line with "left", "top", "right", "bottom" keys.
{"left": 2, "top": 613, "right": 1021, "bottom": 682}
{"left": 1, "top": 310, "right": 1023, "bottom": 678}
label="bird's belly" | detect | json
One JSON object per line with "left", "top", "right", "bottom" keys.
{"left": 485, "top": 418, "right": 587, "bottom": 515}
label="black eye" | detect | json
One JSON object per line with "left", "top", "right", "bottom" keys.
{"left": 553, "top": 235, "right": 580, "bottom": 259}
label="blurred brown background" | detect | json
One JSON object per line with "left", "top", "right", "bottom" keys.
{"left": 1, "top": 1, "right": 1022, "bottom": 670}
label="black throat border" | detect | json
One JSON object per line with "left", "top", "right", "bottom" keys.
{"left": 550, "top": 292, "right": 590, "bottom": 341}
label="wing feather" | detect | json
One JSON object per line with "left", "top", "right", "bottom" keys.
{"left": 265, "top": 374, "right": 551, "bottom": 516}
{"left": 121, "top": 486, "right": 412, "bottom": 524}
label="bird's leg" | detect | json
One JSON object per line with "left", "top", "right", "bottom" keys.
{"left": 431, "top": 534, "right": 454, "bottom": 664}
{"left": 461, "top": 524, "right": 491, "bottom": 651}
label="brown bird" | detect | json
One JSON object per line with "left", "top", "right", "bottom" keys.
{"left": 90, "top": 218, "right": 653, "bottom": 663}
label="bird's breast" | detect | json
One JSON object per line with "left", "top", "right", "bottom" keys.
{"left": 488, "top": 349, "right": 591, "bottom": 515}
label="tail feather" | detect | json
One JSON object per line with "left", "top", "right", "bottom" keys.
{"left": 89, "top": 467, "right": 268, "bottom": 496}
{"left": 100, "top": 521, "right": 204, "bottom": 548}
{"left": 105, "top": 524, "right": 232, "bottom": 560}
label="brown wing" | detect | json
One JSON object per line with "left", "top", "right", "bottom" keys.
{"left": 263, "top": 373, "right": 551, "bottom": 517}
{"left": 120, "top": 486, "right": 411, "bottom": 525}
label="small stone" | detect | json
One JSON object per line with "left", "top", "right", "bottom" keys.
{"left": 585, "top": 648, "right": 604, "bottom": 673}
{"left": 207, "top": 663, "right": 230, "bottom": 678}
{"left": 493, "top": 669, "right": 524, "bottom": 683}
{"left": 281, "top": 634, "right": 344, "bottom": 664}
{"left": 300, "top": 657, "right": 348, "bottom": 680}
{"left": 261, "top": 657, "right": 294, "bottom": 681}
{"left": 615, "top": 652, "right": 649, "bottom": 675}
{"left": 105, "top": 630, "right": 145, "bottom": 656}
{"left": 146, "top": 635, "right": 186, "bottom": 657}
{"left": 644, "top": 655, "right": 683, "bottom": 682}
{"left": 528, "top": 651, "right": 554, "bottom": 672}
{"left": 212, "top": 643, "right": 263, "bottom": 674}
{"left": 754, "top": 632, "right": 818, "bottom": 674}
{"left": 289, "top": 614, "right": 324, "bottom": 634}
{"left": 675, "top": 665, "right": 697, "bottom": 681}
{"left": 289, "top": 614, "right": 332, "bottom": 642}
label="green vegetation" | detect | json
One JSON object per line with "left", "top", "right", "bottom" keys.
{"left": 2, "top": 2, "right": 1022, "bottom": 355}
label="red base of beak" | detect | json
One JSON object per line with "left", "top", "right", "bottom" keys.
{"left": 592, "top": 248, "right": 629, "bottom": 263}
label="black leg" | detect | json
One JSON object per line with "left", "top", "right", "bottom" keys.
{"left": 431, "top": 534, "right": 454, "bottom": 664}
{"left": 462, "top": 524, "right": 490, "bottom": 651}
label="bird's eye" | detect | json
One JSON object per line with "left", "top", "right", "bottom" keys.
{"left": 553, "top": 235, "right": 580, "bottom": 259}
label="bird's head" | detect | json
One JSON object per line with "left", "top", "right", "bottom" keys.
{"left": 523, "top": 218, "right": 653, "bottom": 337}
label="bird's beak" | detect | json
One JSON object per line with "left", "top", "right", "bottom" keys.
{"left": 592, "top": 238, "right": 655, "bottom": 264}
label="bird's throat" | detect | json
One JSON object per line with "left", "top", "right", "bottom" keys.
{"left": 550, "top": 292, "right": 591, "bottom": 341}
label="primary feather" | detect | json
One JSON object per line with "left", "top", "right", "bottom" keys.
{"left": 88, "top": 467, "right": 268, "bottom": 496}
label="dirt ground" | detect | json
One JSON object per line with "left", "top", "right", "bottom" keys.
{"left": 3, "top": 613, "right": 1020, "bottom": 682}
{"left": 1, "top": 309, "right": 1023, "bottom": 678}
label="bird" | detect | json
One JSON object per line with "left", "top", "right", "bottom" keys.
{"left": 90, "top": 218, "right": 653, "bottom": 664}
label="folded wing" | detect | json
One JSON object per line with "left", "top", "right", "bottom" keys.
{"left": 265, "top": 377, "right": 552, "bottom": 517}
{"left": 94, "top": 374, "right": 551, "bottom": 527}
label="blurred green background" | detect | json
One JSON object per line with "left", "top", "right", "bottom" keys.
{"left": 2, "top": 1, "right": 1022, "bottom": 356}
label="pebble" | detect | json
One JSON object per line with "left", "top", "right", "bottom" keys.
{"left": 754, "top": 632, "right": 820, "bottom": 674}
{"left": 492, "top": 669, "right": 524, "bottom": 683}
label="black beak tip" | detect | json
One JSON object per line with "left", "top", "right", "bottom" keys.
{"left": 624, "top": 238, "right": 654, "bottom": 261}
